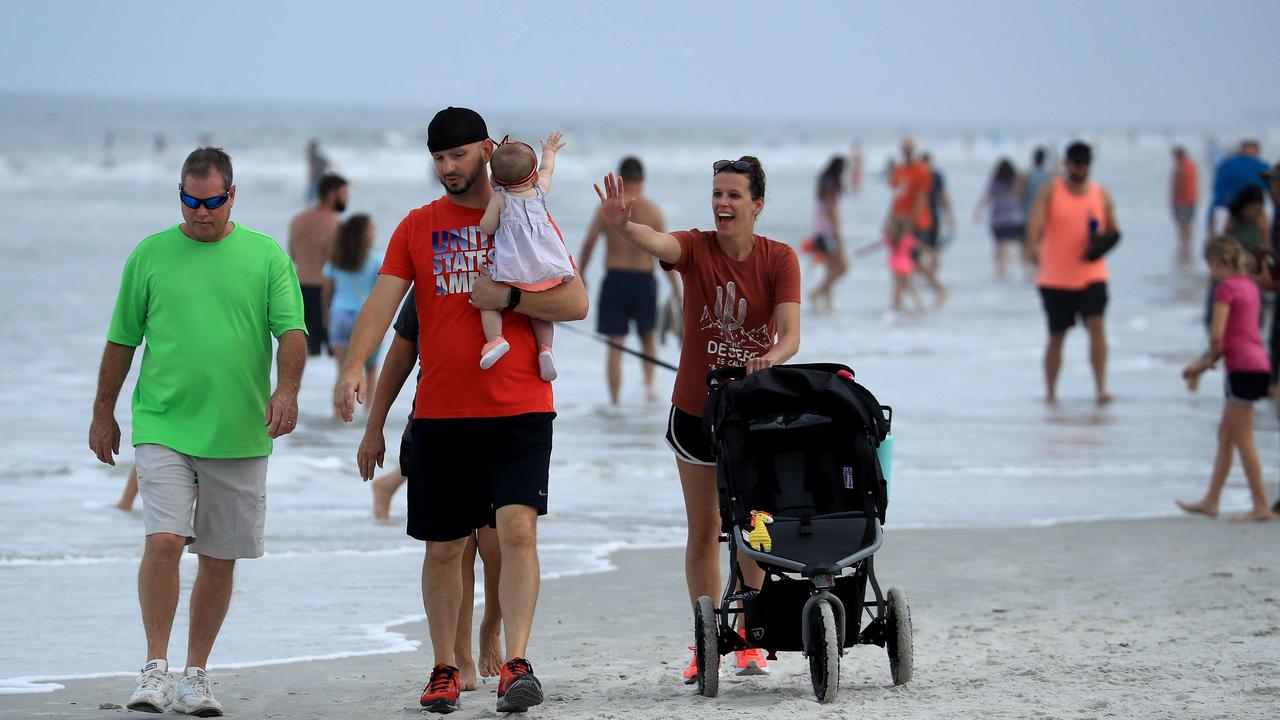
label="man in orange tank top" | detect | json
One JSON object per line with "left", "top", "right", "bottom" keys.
{"left": 1026, "top": 142, "right": 1121, "bottom": 405}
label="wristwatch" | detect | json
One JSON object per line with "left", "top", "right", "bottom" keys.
{"left": 505, "top": 286, "right": 522, "bottom": 310}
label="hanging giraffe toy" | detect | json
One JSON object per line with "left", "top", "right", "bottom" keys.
{"left": 748, "top": 510, "right": 774, "bottom": 552}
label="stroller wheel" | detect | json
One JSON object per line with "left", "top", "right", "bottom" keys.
{"left": 807, "top": 598, "right": 840, "bottom": 703}
{"left": 693, "top": 596, "right": 719, "bottom": 698}
{"left": 886, "top": 587, "right": 913, "bottom": 685}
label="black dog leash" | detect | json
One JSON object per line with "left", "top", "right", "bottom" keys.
{"left": 559, "top": 323, "right": 679, "bottom": 372}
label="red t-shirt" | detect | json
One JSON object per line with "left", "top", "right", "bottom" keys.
{"left": 660, "top": 230, "right": 802, "bottom": 417}
{"left": 380, "top": 196, "right": 554, "bottom": 419}
{"left": 890, "top": 161, "right": 934, "bottom": 229}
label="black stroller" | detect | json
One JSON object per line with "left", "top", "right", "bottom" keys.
{"left": 693, "top": 363, "right": 912, "bottom": 703}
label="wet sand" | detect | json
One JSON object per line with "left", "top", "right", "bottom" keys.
{"left": 4, "top": 516, "right": 1278, "bottom": 719}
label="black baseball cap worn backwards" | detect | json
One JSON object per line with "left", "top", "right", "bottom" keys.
{"left": 427, "top": 107, "right": 489, "bottom": 153}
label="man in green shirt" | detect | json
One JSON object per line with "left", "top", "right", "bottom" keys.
{"left": 88, "top": 147, "right": 306, "bottom": 716}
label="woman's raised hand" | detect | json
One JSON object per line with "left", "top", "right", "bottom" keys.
{"left": 593, "top": 173, "right": 634, "bottom": 230}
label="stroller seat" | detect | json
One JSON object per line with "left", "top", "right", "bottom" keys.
{"left": 746, "top": 513, "right": 879, "bottom": 577}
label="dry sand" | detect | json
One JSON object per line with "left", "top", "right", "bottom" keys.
{"left": 4, "top": 517, "right": 1278, "bottom": 719}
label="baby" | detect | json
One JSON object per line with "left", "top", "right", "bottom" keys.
{"left": 477, "top": 132, "right": 574, "bottom": 380}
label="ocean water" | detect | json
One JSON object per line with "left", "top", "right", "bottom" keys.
{"left": 1, "top": 94, "right": 1277, "bottom": 693}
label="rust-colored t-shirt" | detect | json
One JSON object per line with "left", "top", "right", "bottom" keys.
{"left": 660, "top": 230, "right": 802, "bottom": 417}
{"left": 1174, "top": 157, "right": 1199, "bottom": 206}
{"left": 380, "top": 196, "right": 554, "bottom": 419}
{"left": 890, "top": 161, "right": 934, "bottom": 229}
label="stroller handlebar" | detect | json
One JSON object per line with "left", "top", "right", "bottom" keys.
{"left": 707, "top": 366, "right": 748, "bottom": 387}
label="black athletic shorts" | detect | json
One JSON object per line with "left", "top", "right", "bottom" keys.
{"left": 300, "top": 284, "right": 327, "bottom": 356}
{"left": 406, "top": 412, "right": 554, "bottom": 542}
{"left": 398, "top": 438, "right": 412, "bottom": 478}
{"left": 1226, "top": 371, "right": 1271, "bottom": 402}
{"left": 597, "top": 270, "right": 658, "bottom": 337}
{"left": 665, "top": 406, "right": 714, "bottom": 466}
{"left": 915, "top": 226, "right": 939, "bottom": 249}
{"left": 1039, "top": 282, "right": 1108, "bottom": 334}
{"left": 992, "top": 223, "right": 1026, "bottom": 243}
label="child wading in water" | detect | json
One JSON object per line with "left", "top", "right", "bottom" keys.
{"left": 478, "top": 132, "right": 574, "bottom": 380}
{"left": 1178, "top": 235, "right": 1277, "bottom": 522}
{"left": 856, "top": 216, "right": 922, "bottom": 311}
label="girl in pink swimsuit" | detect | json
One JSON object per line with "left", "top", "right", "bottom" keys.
{"left": 856, "top": 216, "right": 921, "bottom": 311}
{"left": 1178, "top": 236, "right": 1277, "bottom": 522}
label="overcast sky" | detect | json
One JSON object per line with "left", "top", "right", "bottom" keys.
{"left": 2, "top": 0, "right": 1275, "bottom": 127}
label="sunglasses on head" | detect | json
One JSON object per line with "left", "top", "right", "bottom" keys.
{"left": 713, "top": 159, "right": 753, "bottom": 174}
{"left": 179, "top": 189, "right": 231, "bottom": 210}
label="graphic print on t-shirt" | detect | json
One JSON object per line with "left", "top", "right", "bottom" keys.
{"left": 699, "top": 280, "right": 770, "bottom": 370}
{"left": 432, "top": 226, "right": 494, "bottom": 296}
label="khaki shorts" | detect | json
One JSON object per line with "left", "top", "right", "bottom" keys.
{"left": 135, "top": 444, "right": 268, "bottom": 560}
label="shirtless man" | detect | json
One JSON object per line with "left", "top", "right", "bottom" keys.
{"left": 578, "top": 157, "right": 678, "bottom": 405}
{"left": 288, "top": 173, "right": 348, "bottom": 356}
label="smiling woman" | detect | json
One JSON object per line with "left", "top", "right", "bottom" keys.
{"left": 594, "top": 156, "right": 802, "bottom": 682}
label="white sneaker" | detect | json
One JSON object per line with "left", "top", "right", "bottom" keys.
{"left": 127, "top": 659, "right": 175, "bottom": 713}
{"left": 174, "top": 667, "right": 224, "bottom": 717}
{"left": 537, "top": 346, "right": 557, "bottom": 381}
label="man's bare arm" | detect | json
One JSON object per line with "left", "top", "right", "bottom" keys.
{"left": 1025, "top": 183, "right": 1053, "bottom": 261}
{"left": 577, "top": 209, "right": 604, "bottom": 272}
{"left": 265, "top": 329, "right": 306, "bottom": 438}
{"left": 89, "top": 342, "right": 137, "bottom": 465}
{"left": 358, "top": 333, "right": 416, "bottom": 480}
{"left": 365, "top": 334, "right": 416, "bottom": 435}
{"left": 335, "top": 275, "right": 411, "bottom": 421}
{"left": 470, "top": 266, "right": 588, "bottom": 322}
{"left": 1103, "top": 189, "right": 1120, "bottom": 235}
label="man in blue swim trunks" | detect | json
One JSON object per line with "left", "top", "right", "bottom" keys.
{"left": 578, "top": 157, "right": 679, "bottom": 404}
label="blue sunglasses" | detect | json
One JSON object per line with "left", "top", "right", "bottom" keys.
{"left": 179, "top": 190, "right": 231, "bottom": 210}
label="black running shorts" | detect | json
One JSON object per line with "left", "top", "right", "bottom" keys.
{"left": 665, "top": 406, "right": 714, "bottom": 466}
{"left": 1226, "top": 371, "right": 1270, "bottom": 403}
{"left": 406, "top": 413, "right": 554, "bottom": 542}
{"left": 398, "top": 438, "right": 412, "bottom": 479}
{"left": 1039, "top": 282, "right": 1108, "bottom": 334}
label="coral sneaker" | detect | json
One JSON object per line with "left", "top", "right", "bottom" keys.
{"left": 682, "top": 646, "right": 699, "bottom": 684}
{"left": 496, "top": 658, "right": 543, "bottom": 713}
{"left": 734, "top": 629, "right": 769, "bottom": 675}
{"left": 420, "top": 664, "right": 461, "bottom": 714}
{"left": 480, "top": 337, "right": 510, "bottom": 369}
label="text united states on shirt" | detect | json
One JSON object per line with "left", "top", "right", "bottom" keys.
{"left": 431, "top": 226, "right": 494, "bottom": 296}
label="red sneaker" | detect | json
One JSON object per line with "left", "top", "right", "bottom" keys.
{"left": 734, "top": 629, "right": 769, "bottom": 676}
{"left": 682, "top": 646, "right": 698, "bottom": 684}
{"left": 420, "top": 664, "right": 460, "bottom": 714}
{"left": 496, "top": 658, "right": 543, "bottom": 713}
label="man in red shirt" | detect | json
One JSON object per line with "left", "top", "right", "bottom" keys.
{"left": 1170, "top": 146, "right": 1199, "bottom": 265}
{"left": 889, "top": 137, "right": 945, "bottom": 304}
{"left": 889, "top": 137, "right": 933, "bottom": 231}
{"left": 333, "top": 107, "right": 588, "bottom": 714}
